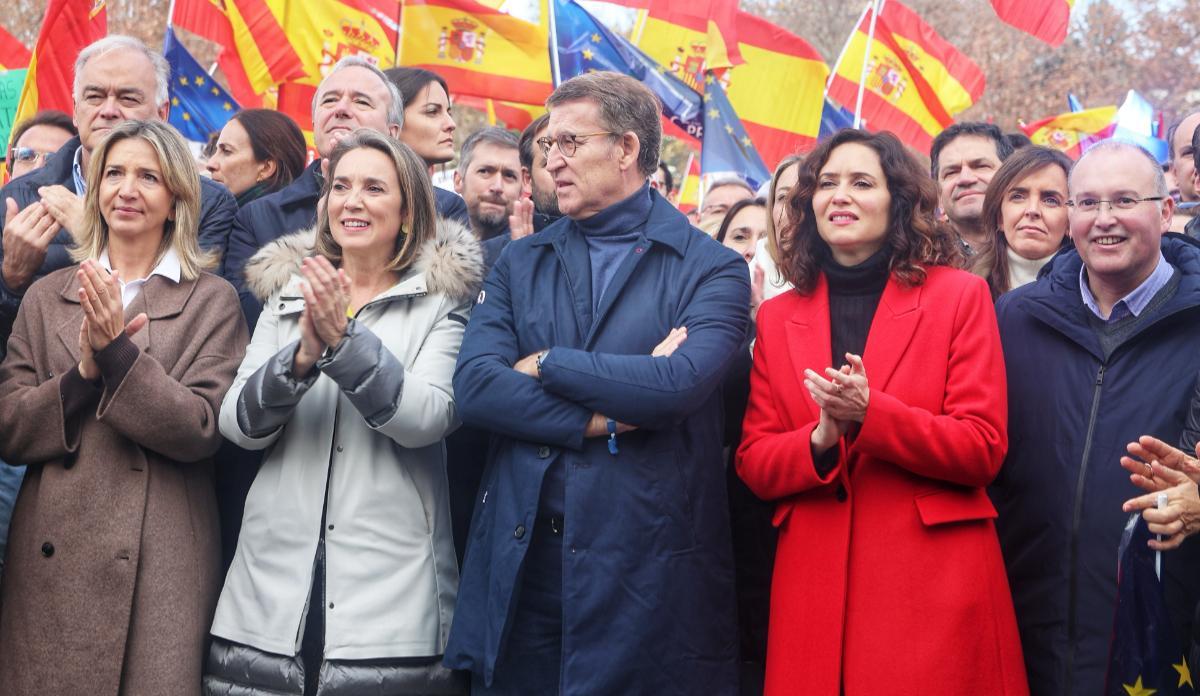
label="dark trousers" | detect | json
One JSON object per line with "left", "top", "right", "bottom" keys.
{"left": 475, "top": 518, "right": 563, "bottom": 695}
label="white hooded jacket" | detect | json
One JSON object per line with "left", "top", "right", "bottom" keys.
{"left": 213, "top": 217, "right": 483, "bottom": 660}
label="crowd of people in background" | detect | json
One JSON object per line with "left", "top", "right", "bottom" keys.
{"left": 0, "top": 32, "right": 1199, "bottom": 696}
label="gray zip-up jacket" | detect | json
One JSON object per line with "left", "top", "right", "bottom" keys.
{"left": 212, "top": 217, "right": 482, "bottom": 666}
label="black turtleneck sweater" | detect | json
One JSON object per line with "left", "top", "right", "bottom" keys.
{"left": 822, "top": 246, "right": 891, "bottom": 366}
{"left": 811, "top": 246, "right": 891, "bottom": 477}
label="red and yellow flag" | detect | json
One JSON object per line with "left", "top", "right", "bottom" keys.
{"left": 724, "top": 11, "right": 827, "bottom": 169}
{"left": 0, "top": 24, "right": 31, "bottom": 71}
{"left": 991, "top": 0, "right": 1073, "bottom": 47}
{"left": 827, "top": 0, "right": 985, "bottom": 153}
{"left": 170, "top": 0, "right": 262, "bottom": 108}
{"left": 398, "top": 0, "right": 551, "bottom": 105}
{"left": 632, "top": 0, "right": 742, "bottom": 93}
{"left": 676, "top": 152, "right": 700, "bottom": 212}
{"left": 455, "top": 94, "right": 544, "bottom": 131}
{"left": 13, "top": 0, "right": 107, "bottom": 132}
{"left": 272, "top": 0, "right": 403, "bottom": 143}
{"left": 1021, "top": 105, "right": 1116, "bottom": 159}
{"left": 222, "top": 0, "right": 306, "bottom": 96}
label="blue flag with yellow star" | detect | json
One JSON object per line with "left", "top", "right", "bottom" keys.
{"left": 1105, "top": 514, "right": 1195, "bottom": 696}
{"left": 164, "top": 27, "right": 238, "bottom": 143}
{"left": 701, "top": 74, "right": 770, "bottom": 190}
{"left": 553, "top": 0, "right": 703, "bottom": 141}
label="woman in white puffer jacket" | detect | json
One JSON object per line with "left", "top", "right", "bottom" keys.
{"left": 205, "top": 129, "right": 482, "bottom": 696}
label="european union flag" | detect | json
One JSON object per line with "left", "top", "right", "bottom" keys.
{"left": 1105, "top": 514, "right": 1196, "bottom": 695}
{"left": 553, "top": 0, "right": 703, "bottom": 142}
{"left": 819, "top": 97, "right": 855, "bottom": 140}
{"left": 701, "top": 74, "right": 770, "bottom": 190}
{"left": 164, "top": 27, "right": 239, "bottom": 143}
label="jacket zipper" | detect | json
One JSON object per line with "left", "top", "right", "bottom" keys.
{"left": 1063, "top": 362, "right": 1105, "bottom": 694}
{"left": 310, "top": 293, "right": 426, "bottom": 655}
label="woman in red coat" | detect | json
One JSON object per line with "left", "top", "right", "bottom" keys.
{"left": 737, "top": 129, "right": 1028, "bottom": 696}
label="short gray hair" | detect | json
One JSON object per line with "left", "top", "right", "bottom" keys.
{"left": 74, "top": 35, "right": 170, "bottom": 108}
{"left": 707, "top": 175, "right": 755, "bottom": 198}
{"left": 546, "top": 71, "right": 661, "bottom": 178}
{"left": 1070, "top": 140, "right": 1169, "bottom": 199}
{"left": 457, "top": 126, "right": 519, "bottom": 177}
{"left": 312, "top": 56, "right": 405, "bottom": 130}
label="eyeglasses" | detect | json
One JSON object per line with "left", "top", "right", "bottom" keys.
{"left": 7, "top": 147, "right": 53, "bottom": 165}
{"left": 536, "top": 132, "right": 617, "bottom": 158}
{"left": 1066, "top": 195, "right": 1166, "bottom": 214}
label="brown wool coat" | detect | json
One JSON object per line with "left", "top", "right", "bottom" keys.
{"left": 0, "top": 266, "right": 248, "bottom": 696}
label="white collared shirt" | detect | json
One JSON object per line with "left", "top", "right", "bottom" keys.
{"left": 97, "top": 247, "right": 182, "bottom": 308}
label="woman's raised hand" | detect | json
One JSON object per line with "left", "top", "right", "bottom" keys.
{"left": 77, "top": 260, "right": 147, "bottom": 353}
{"left": 300, "top": 256, "right": 351, "bottom": 348}
{"left": 805, "top": 353, "right": 870, "bottom": 424}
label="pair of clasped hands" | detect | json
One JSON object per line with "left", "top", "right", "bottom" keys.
{"left": 292, "top": 256, "right": 352, "bottom": 378}
{"left": 803, "top": 354, "right": 870, "bottom": 454}
{"left": 512, "top": 326, "right": 689, "bottom": 439}
{"left": 75, "top": 260, "right": 147, "bottom": 381}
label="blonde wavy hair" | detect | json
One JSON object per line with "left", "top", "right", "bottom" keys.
{"left": 71, "top": 120, "right": 215, "bottom": 279}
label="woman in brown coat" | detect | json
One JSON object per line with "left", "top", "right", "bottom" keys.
{"left": 0, "top": 120, "right": 247, "bottom": 695}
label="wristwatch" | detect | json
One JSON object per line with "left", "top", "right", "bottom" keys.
{"left": 535, "top": 349, "right": 549, "bottom": 380}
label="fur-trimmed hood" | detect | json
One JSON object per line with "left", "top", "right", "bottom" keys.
{"left": 243, "top": 216, "right": 485, "bottom": 304}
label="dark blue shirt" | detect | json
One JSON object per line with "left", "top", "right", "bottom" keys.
{"left": 575, "top": 183, "right": 654, "bottom": 315}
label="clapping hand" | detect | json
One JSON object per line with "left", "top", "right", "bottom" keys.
{"left": 509, "top": 197, "right": 535, "bottom": 241}
{"left": 293, "top": 256, "right": 350, "bottom": 376}
{"left": 805, "top": 353, "right": 870, "bottom": 423}
{"left": 1120, "top": 436, "right": 1200, "bottom": 550}
{"left": 76, "top": 260, "right": 147, "bottom": 379}
{"left": 2, "top": 198, "right": 60, "bottom": 291}
{"left": 38, "top": 185, "right": 85, "bottom": 238}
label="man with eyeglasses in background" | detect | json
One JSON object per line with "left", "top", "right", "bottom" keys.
{"left": 5, "top": 111, "right": 76, "bottom": 181}
{"left": 991, "top": 139, "right": 1200, "bottom": 696}
{"left": 445, "top": 71, "right": 746, "bottom": 695}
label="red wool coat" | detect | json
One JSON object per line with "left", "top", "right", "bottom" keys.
{"left": 737, "top": 267, "right": 1028, "bottom": 696}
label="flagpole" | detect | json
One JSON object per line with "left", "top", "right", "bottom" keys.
{"left": 853, "top": 0, "right": 881, "bottom": 129}
{"left": 164, "top": 0, "right": 178, "bottom": 51}
{"left": 631, "top": 9, "right": 648, "bottom": 46}
{"left": 824, "top": 1, "right": 871, "bottom": 98}
{"left": 548, "top": 0, "right": 562, "bottom": 87}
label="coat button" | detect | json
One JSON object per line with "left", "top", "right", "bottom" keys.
{"left": 835, "top": 484, "right": 848, "bottom": 502}
{"left": 336, "top": 445, "right": 343, "bottom": 453}
{"left": 514, "top": 524, "right": 526, "bottom": 539}
{"left": 537, "top": 446, "right": 550, "bottom": 458}
{"left": 41, "top": 542, "right": 54, "bottom": 557}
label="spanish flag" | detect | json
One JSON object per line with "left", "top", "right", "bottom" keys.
{"left": 0, "top": 24, "right": 31, "bottom": 70}
{"left": 1021, "top": 105, "right": 1117, "bottom": 159}
{"left": 827, "top": 0, "right": 984, "bottom": 153}
{"left": 169, "top": 0, "right": 262, "bottom": 109}
{"left": 631, "top": 0, "right": 742, "bottom": 94}
{"left": 398, "top": 0, "right": 552, "bottom": 106}
{"left": 724, "top": 11, "right": 827, "bottom": 169}
{"left": 12, "top": 0, "right": 107, "bottom": 133}
{"left": 990, "top": 0, "right": 1073, "bottom": 47}
{"left": 271, "top": 0, "right": 403, "bottom": 141}
{"left": 676, "top": 152, "right": 700, "bottom": 212}
{"left": 456, "top": 95, "right": 545, "bottom": 131}
{"left": 222, "top": 0, "right": 306, "bottom": 95}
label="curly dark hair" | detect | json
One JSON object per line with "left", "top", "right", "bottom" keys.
{"left": 781, "top": 129, "right": 962, "bottom": 294}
